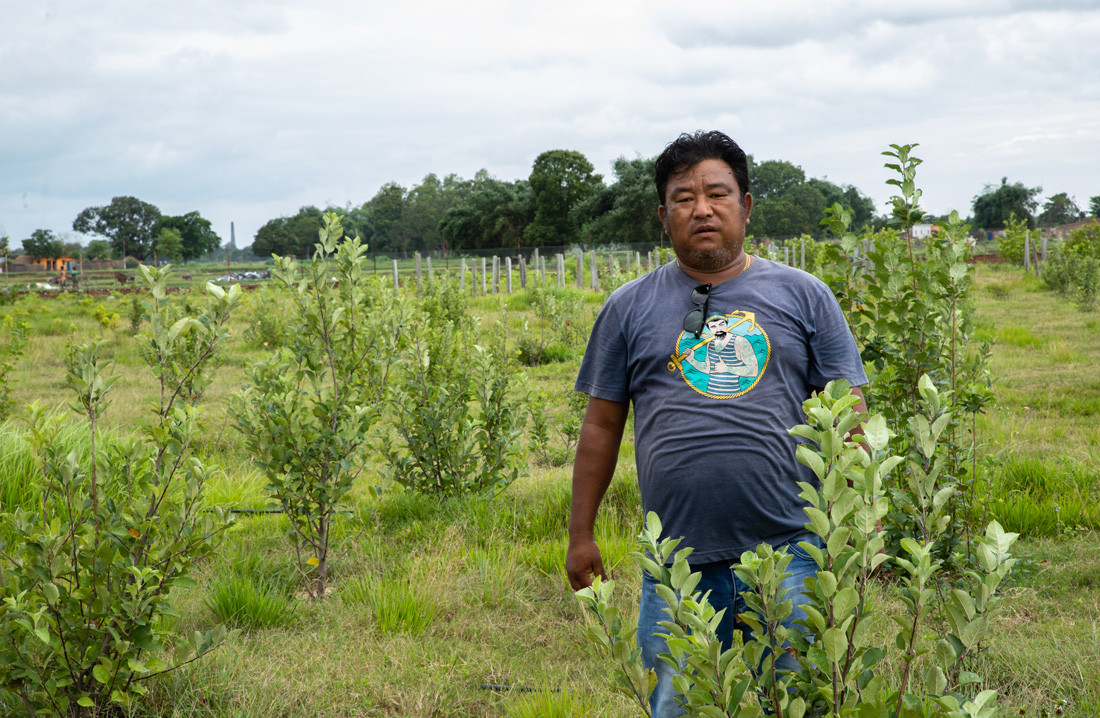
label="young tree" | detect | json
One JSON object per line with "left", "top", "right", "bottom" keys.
{"left": 1090, "top": 195, "right": 1100, "bottom": 218}
{"left": 235, "top": 214, "right": 409, "bottom": 599}
{"left": 72, "top": 196, "right": 162, "bottom": 262}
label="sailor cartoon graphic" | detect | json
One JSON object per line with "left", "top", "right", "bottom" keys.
{"left": 667, "top": 310, "right": 769, "bottom": 398}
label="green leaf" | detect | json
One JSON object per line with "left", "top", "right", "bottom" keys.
{"left": 860, "top": 414, "right": 892, "bottom": 452}
{"left": 823, "top": 627, "right": 848, "bottom": 664}
{"left": 92, "top": 664, "right": 111, "bottom": 685}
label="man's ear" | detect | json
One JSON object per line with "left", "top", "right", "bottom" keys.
{"left": 742, "top": 192, "right": 753, "bottom": 220}
{"left": 658, "top": 204, "right": 668, "bottom": 231}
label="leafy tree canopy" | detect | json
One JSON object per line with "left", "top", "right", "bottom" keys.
{"left": 22, "top": 229, "right": 65, "bottom": 261}
{"left": 972, "top": 177, "right": 1041, "bottom": 230}
{"left": 1088, "top": 195, "right": 1100, "bottom": 219}
{"left": 155, "top": 227, "right": 185, "bottom": 263}
{"left": 85, "top": 240, "right": 113, "bottom": 261}
{"left": 525, "top": 149, "right": 602, "bottom": 247}
{"left": 155, "top": 211, "right": 222, "bottom": 261}
{"left": 1037, "top": 192, "right": 1083, "bottom": 227}
{"left": 72, "top": 196, "right": 162, "bottom": 260}
{"left": 251, "top": 206, "right": 324, "bottom": 259}
{"left": 574, "top": 156, "right": 661, "bottom": 247}
{"left": 746, "top": 158, "right": 876, "bottom": 239}
{"left": 439, "top": 174, "right": 533, "bottom": 252}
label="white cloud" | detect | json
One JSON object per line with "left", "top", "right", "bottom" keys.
{"left": 2, "top": 0, "right": 1099, "bottom": 246}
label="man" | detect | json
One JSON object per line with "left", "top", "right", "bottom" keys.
{"left": 566, "top": 130, "right": 867, "bottom": 717}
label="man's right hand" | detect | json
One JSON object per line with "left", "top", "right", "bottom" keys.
{"left": 566, "top": 537, "right": 607, "bottom": 591}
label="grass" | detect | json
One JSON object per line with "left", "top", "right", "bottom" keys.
{"left": 1, "top": 263, "right": 1098, "bottom": 716}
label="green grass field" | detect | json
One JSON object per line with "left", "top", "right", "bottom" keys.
{"left": 0, "top": 262, "right": 1097, "bottom": 717}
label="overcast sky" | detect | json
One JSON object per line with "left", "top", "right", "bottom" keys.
{"left": 3, "top": 0, "right": 1099, "bottom": 250}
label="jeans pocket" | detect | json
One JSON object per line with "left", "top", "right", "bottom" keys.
{"left": 782, "top": 532, "right": 823, "bottom": 564}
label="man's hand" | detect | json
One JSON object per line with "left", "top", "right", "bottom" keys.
{"left": 566, "top": 537, "right": 607, "bottom": 591}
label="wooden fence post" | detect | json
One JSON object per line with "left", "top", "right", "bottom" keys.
{"left": 392, "top": 259, "right": 399, "bottom": 297}
{"left": 415, "top": 252, "right": 422, "bottom": 290}
{"left": 481, "top": 257, "right": 488, "bottom": 296}
{"left": 460, "top": 258, "right": 466, "bottom": 291}
{"left": 506, "top": 257, "right": 513, "bottom": 293}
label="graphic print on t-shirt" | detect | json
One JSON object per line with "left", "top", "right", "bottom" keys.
{"left": 666, "top": 310, "right": 770, "bottom": 398}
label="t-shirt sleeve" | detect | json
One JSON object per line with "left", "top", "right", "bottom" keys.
{"left": 806, "top": 287, "right": 868, "bottom": 389}
{"left": 574, "top": 299, "right": 631, "bottom": 402}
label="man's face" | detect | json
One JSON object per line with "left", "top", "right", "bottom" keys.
{"left": 658, "top": 158, "right": 753, "bottom": 274}
{"left": 706, "top": 317, "right": 728, "bottom": 337}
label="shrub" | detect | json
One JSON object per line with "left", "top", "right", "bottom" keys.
{"left": 0, "top": 268, "right": 240, "bottom": 716}
{"left": 577, "top": 380, "right": 1016, "bottom": 717}
{"left": 0, "top": 316, "right": 28, "bottom": 421}
{"left": 235, "top": 214, "right": 409, "bottom": 599}
{"left": 384, "top": 316, "right": 527, "bottom": 498}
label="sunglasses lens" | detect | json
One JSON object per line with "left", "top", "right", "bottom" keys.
{"left": 683, "top": 308, "right": 704, "bottom": 334}
{"left": 690, "top": 287, "right": 709, "bottom": 304}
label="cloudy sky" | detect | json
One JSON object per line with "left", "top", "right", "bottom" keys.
{"left": 3, "top": 0, "right": 1099, "bottom": 250}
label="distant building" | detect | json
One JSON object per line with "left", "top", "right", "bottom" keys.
{"left": 911, "top": 223, "right": 941, "bottom": 239}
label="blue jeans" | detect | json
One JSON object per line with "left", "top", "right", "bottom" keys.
{"left": 637, "top": 533, "right": 821, "bottom": 718}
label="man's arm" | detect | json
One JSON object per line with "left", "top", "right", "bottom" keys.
{"left": 566, "top": 396, "right": 629, "bottom": 591}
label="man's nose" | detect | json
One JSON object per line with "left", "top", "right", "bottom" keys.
{"left": 692, "top": 196, "right": 713, "bottom": 217}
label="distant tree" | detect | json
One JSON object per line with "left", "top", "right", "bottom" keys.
{"left": 0, "top": 234, "right": 8, "bottom": 266}
{"left": 1037, "top": 193, "right": 1082, "bottom": 227}
{"left": 744, "top": 159, "right": 876, "bottom": 239}
{"left": 155, "top": 227, "right": 184, "bottom": 263}
{"left": 22, "top": 229, "right": 65, "bottom": 261}
{"left": 1088, "top": 195, "right": 1100, "bottom": 219}
{"left": 402, "top": 174, "right": 448, "bottom": 254}
{"left": 251, "top": 207, "right": 324, "bottom": 259}
{"left": 440, "top": 175, "right": 533, "bottom": 252}
{"left": 750, "top": 159, "right": 805, "bottom": 201}
{"left": 972, "top": 177, "right": 1041, "bottom": 230}
{"left": 73, "top": 196, "right": 162, "bottom": 261}
{"left": 574, "top": 156, "right": 662, "bottom": 247}
{"left": 155, "top": 211, "right": 222, "bottom": 261}
{"left": 85, "top": 240, "right": 113, "bottom": 261}
{"left": 840, "top": 185, "right": 878, "bottom": 230}
{"left": 525, "top": 150, "right": 602, "bottom": 247}
{"left": 363, "top": 183, "right": 408, "bottom": 255}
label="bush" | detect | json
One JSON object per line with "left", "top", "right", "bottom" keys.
{"left": 235, "top": 214, "right": 410, "bottom": 599}
{"left": 0, "top": 268, "right": 240, "bottom": 716}
{"left": 0, "top": 317, "right": 28, "bottom": 421}
{"left": 577, "top": 380, "right": 1015, "bottom": 717}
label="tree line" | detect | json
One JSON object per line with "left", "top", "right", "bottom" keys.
{"left": 4, "top": 151, "right": 1097, "bottom": 266}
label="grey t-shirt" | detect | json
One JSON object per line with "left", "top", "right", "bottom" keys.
{"left": 575, "top": 258, "right": 867, "bottom": 563}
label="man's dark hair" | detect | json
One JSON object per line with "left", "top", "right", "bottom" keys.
{"left": 655, "top": 130, "right": 750, "bottom": 205}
